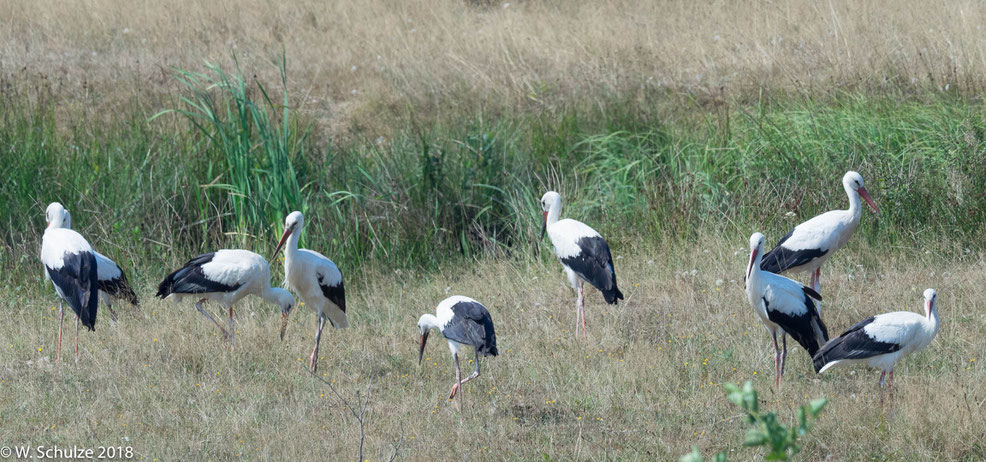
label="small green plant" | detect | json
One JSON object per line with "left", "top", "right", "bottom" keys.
{"left": 680, "top": 381, "right": 827, "bottom": 462}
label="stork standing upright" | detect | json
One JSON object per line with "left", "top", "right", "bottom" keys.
{"left": 55, "top": 209, "right": 139, "bottom": 321}
{"left": 41, "top": 202, "right": 99, "bottom": 363}
{"left": 813, "top": 288, "right": 941, "bottom": 392}
{"left": 760, "top": 171, "right": 879, "bottom": 294}
{"left": 272, "top": 211, "right": 348, "bottom": 375}
{"left": 156, "top": 249, "right": 294, "bottom": 345}
{"left": 417, "top": 296, "right": 498, "bottom": 401}
{"left": 540, "top": 191, "right": 623, "bottom": 338}
{"left": 745, "top": 232, "right": 829, "bottom": 387}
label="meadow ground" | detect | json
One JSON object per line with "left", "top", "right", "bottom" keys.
{"left": 4, "top": 0, "right": 986, "bottom": 460}
{"left": 1, "top": 237, "right": 985, "bottom": 460}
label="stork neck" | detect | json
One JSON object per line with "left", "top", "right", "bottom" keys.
{"left": 845, "top": 182, "right": 862, "bottom": 219}
{"left": 546, "top": 202, "right": 562, "bottom": 226}
{"left": 284, "top": 228, "right": 301, "bottom": 259}
{"left": 259, "top": 287, "right": 290, "bottom": 312}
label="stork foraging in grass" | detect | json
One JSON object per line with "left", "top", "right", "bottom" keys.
{"left": 56, "top": 209, "right": 139, "bottom": 321}
{"left": 41, "top": 202, "right": 99, "bottom": 363}
{"left": 746, "top": 232, "right": 829, "bottom": 388}
{"left": 417, "top": 296, "right": 498, "bottom": 402}
{"left": 540, "top": 191, "right": 623, "bottom": 338}
{"left": 813, "top": 288, "right": 941, "bottom": 393}
{"left": 272, "top": 211, "right": 348, "bottom": 375}
{"left": 760, "top": 171, "right": 878, "bottom": 294}
{"left": 156, "top": 249, "right": 294, "bottom": 345}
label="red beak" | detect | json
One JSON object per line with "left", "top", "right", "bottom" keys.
{"left": 272, "top": 227, "right": 291, "bottom": 261}
{"left": 747, "top": 248, "right": 759, "bottom": 280}
{"left": 418, "top": 332, "right": 429, "bottom": 365}
{"left": 858, "top": 186, "right": 878, "bottom": 213}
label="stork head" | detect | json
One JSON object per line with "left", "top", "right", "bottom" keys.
{"left": 923, "top": 288, "right": 937, "bottom": 318}
{"left": 270, "top": 288, "right": 295, "bottom": 341}
{"left": 273, "top": 211, "right": 305, "bottom": 261}
{"left": 45, "top": 202, "right": 67, "bottom": 229}
{"left": 416, "top": 314, "right": 441, "bottom": 365}
{"left": 540, "top": 191, "right": 562, "bottom": 239}
{"left": 747, "top": 232, "right": 765, "bottom": 280}
{"left": 843, "top": 171, "right": 878, "bottom": 213}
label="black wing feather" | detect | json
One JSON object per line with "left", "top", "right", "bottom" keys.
{"left": 760, "top": 228, "right": 827, "bottom": 274}
{"left": 99, "top": 263, "right": 139, "bottom": 306}
{"left": 560, "top": 236, "right": 624, "bottom": 304}
{"left": 764, "top": 291, "right": 829, "bottom": 356}
{"left": 47, "top": 251, "right": 99, "bottom": 331}
{"left": 812, "top": 317, "right": 902, "bottom": 372}
{"left": 156, "top": 252, "right": 242, "bottom": 298}
{"left": 317, "top": 273, "right": 346, "bottom": 313}
{"left": 443, "top": 301, "right": 498, "bottom": 356}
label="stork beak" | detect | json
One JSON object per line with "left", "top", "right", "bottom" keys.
{"left": 279, "top": 311, "right": 289, "bottom": 341}
{"left": 747, "top": 248, "right": 758, "bottom": 280}
{"left": 273, "top": 227, "right": 292, "bottom": 261}
{"left": 418, "top": 332, "right": 429, "bottom": 365}
{"left": 540, "top": 211, "right": 548, "bottom": 240}
{"left": 858, "top": 186, "right": 879, "bottom": 213}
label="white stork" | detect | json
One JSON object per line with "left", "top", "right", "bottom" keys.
{"left": 746, "top": 232, "right": 829, "bottom": 387}
{"left": 417, "top": 296, "right": 498, "bottom": 401}
{"left": 41, "top": 202, "right": 99, "bottom": 363}
{"left": 56, "top": 209, "right": 139, "bottom": 321}
{"left": 272, "top": 211, "right": 348, "bottom": 375}
{"left": 540, "top": 191, "right": 623, "bottom": 338}
{"left": 156, "top": 249, "right": 294, "bottom": 345}
{"left": 760, "top": 171, "right": 879, "bottom": 294}
{"left": 813, "top": 288, "right": 941, "bottom": 391}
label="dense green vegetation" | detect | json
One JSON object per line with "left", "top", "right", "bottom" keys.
{"left": 2, "top": 61, "right": 985, "bottom": 293}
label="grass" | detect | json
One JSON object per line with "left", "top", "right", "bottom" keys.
{"left": 3, "top": 0, "right": 986, "bottom": 459}
{"left": 1, "top": 239, "right": 984, "bottom": 460}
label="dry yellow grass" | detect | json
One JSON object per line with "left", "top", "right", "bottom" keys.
{"left": 2, "top": 238, "right": 984, "bottom": 460}
{"left": 3, "top": 0, "right": 986, "bottom": 133}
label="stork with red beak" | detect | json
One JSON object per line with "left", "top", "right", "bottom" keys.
{"left": 539, "top": 191, "right": 623, "bottom": 338}
{"left": 760, "top": 171, "right": 879, "bottom": 295}
{"left": 417, "top": 296, "right": 498, "bottom": 402}
{"left": 746, "top": 232, "right": 829, "bottom": 388}
{"left": 273, "top": 211, "right": 348, "bottom": 375}
{"left": 813, "top": 289, "right": 941, "bottom": 392}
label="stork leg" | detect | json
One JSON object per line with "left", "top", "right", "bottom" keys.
{"left": 56, "top": 301, "right": 64, "bottom": 362}
{"left": 450, "top": 350, "right": 482, "bottom": 399}
{"left": 449, "top": 353, "right": 463, "bottom": 411}
{"left": 309, "top": 315, "right": 327, "bottom": 375}
{"left": 780, "top": 335, "right": 788, "bottom": 379}
{"left": 574, "top": 283, "right": 584, "bottom": 336}
{"left": 579, "top": 281, "right": 587, "bottom": 339}
{"left": 196, "top": 300, "right": 229, "bottom": 340}
{"left": 812, "top": 267, "right": 821, "bottom": 293}
{"left": 74, "top": 315, "right": 79, "bottom": 365}
{"left": 772, "top": 331, "right": 781, "bottom": 388}
{"left": 227, "top": 306, "right": 235, "bottom": 347}
{"left": 106, "top": 300, "right": 118, "bottom": 323}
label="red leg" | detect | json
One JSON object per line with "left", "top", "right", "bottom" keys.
{"left": 227, "top": 306, "right": 235, "bottom": 346}
{"left": 813, "top": 267, "right": 821, "bottom": 293}
{"left": 56, "top": 301, "right": 64, "bottom": 362}
{"left": 772, "top": 331, "right": 781, "bottom": 388}
{"left": 579, "top": 282, "right": 589, "bottom": 340}
{"left": 309, "top": 316, "right": 326, "bottom": 375}
{"left": 780, "top": 335, "right": 788, "bottom": 378}
{"left": 74, "top": 315, "right": 79, "bottom": 364}
{"left": 196, "top": 300, "right": 230, "bottom": 340}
